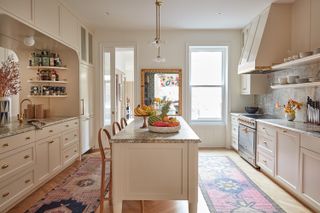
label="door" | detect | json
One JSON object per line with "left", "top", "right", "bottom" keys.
{"left": 102, "top": 47, "right": 116, "bottom": 131}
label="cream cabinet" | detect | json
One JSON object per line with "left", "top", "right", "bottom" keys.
{"left": 300, "top": 134, "right": 320, "bottom": 210}
{"left": 276, "top": 128, "right": 300, "bottom": 192}
{"left": 34, "top": 0, "right": 60, "bottom": 38}
{"left": 310, "top": 0, "right": 320, "bottom": 50}
{"left": 0, "top": 0, "right": 33, "bottom": 23}
{"left": 35, "top": 136, "right": 61, "bottom": 183}
{"left": 240, "top": 74, "right": 268, "bottom": 95}
{"left": 80, "top": 26, "right": 94, "bottom": 64}
{"left": 60, "top": 5, "right": 80, "bottom": 51}
{"left": 230, "top": 114, "right": 239, "bottom": 151}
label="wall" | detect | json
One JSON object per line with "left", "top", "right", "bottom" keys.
{"left": 255, "top": 63, "right": 320, "bottom": 121}
{"left": 94, "top": 29, "right": 254, "bottom": 148}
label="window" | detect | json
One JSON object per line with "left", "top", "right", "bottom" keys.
{"left": 189, "top": 46, "right": 227, "bottom": 122}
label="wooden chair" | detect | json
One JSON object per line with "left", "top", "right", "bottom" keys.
{"left": 112, "top": 121, "right": 122, "bottom": 136}
{"left": 98, "top": 128, "right": 112, "bottom": 213}
{"left": 120, "top": 117, "right": 128, "bottom": 129}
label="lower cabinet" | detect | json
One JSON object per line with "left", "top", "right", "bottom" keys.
{"left": 275, "top": 129, "right": 300, "bottom": 192}
{"left": 36, "top": 136, "right": 61, "bottom": 183}
{"left": 231, "top": 114, "right": 239, "bottom": 151}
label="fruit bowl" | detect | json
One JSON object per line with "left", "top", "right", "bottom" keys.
{"left": 148, "top": 125, "right": 181, "bottom": 133}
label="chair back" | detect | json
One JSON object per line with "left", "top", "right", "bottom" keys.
{"left": 112, "top": 121, "right": 122, "bottom": 136}
{"left": 120, "top": 117, "right": 128, "bottom": 129}
{"left": 98, "top": 128, "right": 111, "bottom": 160}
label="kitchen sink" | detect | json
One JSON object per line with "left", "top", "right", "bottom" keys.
{"left": 27, "top": 119, "right": 46, "bottom": 129}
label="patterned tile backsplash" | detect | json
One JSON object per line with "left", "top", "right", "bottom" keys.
{"left": 255, "top": 62, "right": 320, "bottom": 122}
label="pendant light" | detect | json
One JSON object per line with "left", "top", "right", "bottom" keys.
{"left": 153, "top": 47, "right": 166, "bottom": 63}
{"left": 152, "top": 0, "right": 165, "bottom": 62}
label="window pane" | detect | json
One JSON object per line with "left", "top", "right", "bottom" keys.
{"left": 103, "top": 52, "right": 111, "bottom": 126}
{"left": 190, "top": 51, "right": 222, "bottom": 85}
{"left": 191, "top": 87, "right": 222, "bottom": 121}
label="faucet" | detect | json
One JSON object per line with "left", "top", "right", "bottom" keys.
{"left": 18, "top": 98, "right": 32, "bottom": 124}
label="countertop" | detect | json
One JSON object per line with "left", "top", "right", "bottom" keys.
{"left": 110, "top": 117, "right": 201, "bottom": 143}
{"left": 0, "top": 116, "right": 79, "bottom": 139}
{"left": 257, "top": 119, "right": 320, "bottom": 138}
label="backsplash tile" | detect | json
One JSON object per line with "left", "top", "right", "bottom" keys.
{"left": 255, "top": 62, "right": 320, "bottom": 122}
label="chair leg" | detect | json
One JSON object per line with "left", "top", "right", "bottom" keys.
{"left": 140, "top": 200, "right": 144, "bottom": 213}
{"left": 109, "top": 162, "right": 112, "bottom": 205}
{"left": 100, "top": 162, "right": 106, "bottom": 213}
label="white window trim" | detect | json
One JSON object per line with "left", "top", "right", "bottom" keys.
{"left": 187, "top": 46, "right": 228, "bottom": 124}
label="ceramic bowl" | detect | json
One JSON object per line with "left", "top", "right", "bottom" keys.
{"left": 313, "top": 48, "right": 320, "bottom": 55}
{"left": 296, "top": 78, "right": 309, "bottom": 84}
{"left": 245, "top": 107, "right": 259, "bottom": 114}
{"left": 299, "top": 51, "right": 313, "bottom": 58}
{"left": 287, "top": 75, "right": 299, "bottom": 84}
{"left": 279, "top": 77, "right": 288, "bottom": 85}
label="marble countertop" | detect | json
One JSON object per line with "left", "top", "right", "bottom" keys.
{"left": 0, "top": 116, "right": 78, "bottom": 139}
{"left": 257, "top": 119, "right": 320, "bottom": 138}
{"left": 111, "top": 117, "right": 201, "bottom": 143}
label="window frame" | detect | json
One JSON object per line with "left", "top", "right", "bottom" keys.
{"left": 188, "top": 46, "right": 227, "bottom": 124}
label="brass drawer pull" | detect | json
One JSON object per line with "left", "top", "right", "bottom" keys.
{"left": 65, "top": 155, "right": 69, "bottom": 158}
{"left": 65, "top": 124, "right": 70, "bottom": 127}
{"left": 263, "top": 160, "right": 267, "bottom": 164}
{"left": 24, "top": 155, "right": 30, "bottom": 159}
{"left": 25, "top": 137, "right": 31, "bottom": 140}
{"left": 283, "top": 130, "right": 287, "bottom": 133}
{"left": 25, "top": 179, "right": 31, "bottom": 184}
{"left": 2, "top": 164, "right": 9, "bottom": 169}
{"left": 2, "top": 143, "right": 9, "bottom": 147}
{"left": 49, "top": 130, "right": 53, "bottom": 133}
{"left": 2, "top": 192, "right": 9, "bottom": 198}
{"left": 49, "top": 141, "right": 54, "bottom": 144}
{"left": 74, "top": 122, "right": 78, "bottom": 125}
{"left": 74, "top": 134, "right": 77, "bottom": 137}
{"left": 65, "top": 138, "right": 68, "bottom": 141}
{"left": 74, "top": 150, "right": 77, "bottom": 153}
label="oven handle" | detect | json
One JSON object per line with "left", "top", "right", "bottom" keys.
{"left": 239, "top": 124, "right": 256, "bottom": 133}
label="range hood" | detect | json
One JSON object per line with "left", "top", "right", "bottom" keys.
{"left": 238, "top": 4, "right": 292, "bottom": 74}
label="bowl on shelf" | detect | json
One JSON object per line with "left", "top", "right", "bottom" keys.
{"left": 299, "top": 51, "right": 313, "bottom": 58}
{"left": 245, "top": 107, "right": 259, "bottom": 114}
{"left": 313, "top": 48, "right": 320, "bottom": 55}
{"left": 296, "top": 78, "right": 309, "bottom": 84}
{"left": 287, "top": 75, "right": 299, "bottom": 84}
{"left": 279, "top": 77, "right": 288, "bottom": 85}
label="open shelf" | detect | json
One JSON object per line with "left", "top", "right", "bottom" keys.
{"left": 271, "top": 81, "right": 320, "bottom": 89}
{"left": 27, "top": 66, "right": 68, "bottom": 70}
{"left": 272, "top": 53, "right": 320, "bottom": 71}
{"left": 28, "top": 95, "right": 68, "bottom": 98}
{"left": 27, "top": 80, "right": 68, "bottom": 84}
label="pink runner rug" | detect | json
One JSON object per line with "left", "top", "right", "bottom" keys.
{"left": 27, "top": 155, "right": 109, "bottom": 213}
{"left": 199, "top": 156, "right": 285, "bottom": 213}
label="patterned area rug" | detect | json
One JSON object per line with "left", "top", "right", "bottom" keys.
{"left": 27, "top": 155, "right": 109, "bottom": 213}
{"left": 199, "top": 156, "right": 285, "bottom": 213}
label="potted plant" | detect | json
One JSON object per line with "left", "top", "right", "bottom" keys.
{"left": 276, "top": 99, "right": 303, "bottom": 121}
{"left": 0, "top": 55, "right": 21, "bottom": 124}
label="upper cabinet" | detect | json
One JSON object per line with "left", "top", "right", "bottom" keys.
{"left": 0, "top": 0, "right": 33, "bottom": 24}
{"left": 34, "top": 0, "right": 60, "bottom": 38}
{"left": 310, "top": 0, "right": 320, "bottom": 50}
{"left": 60, "top": 5, "right": 80, "bottom": 51}
{"left": 80, "top": 26, "right": 93, "bottom": 65}
{"left": 240, "top": 74, "right": 268, "bottom": 95}
{"left": 238, "top": 4, "right": 292, "bottom": 74}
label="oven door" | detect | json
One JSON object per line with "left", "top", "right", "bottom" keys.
{"left": 238, "top": 124, "right": 258, "bottom": 167}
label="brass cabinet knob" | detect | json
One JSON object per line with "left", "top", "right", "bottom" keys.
{"left": 49, "top": 130, "right": 53, "bottom": 133}
{"left": 2, "top": 192, "right": 9, "bottom": 198}
{"left": 49, "top": 141, "right": 54, "bottom": 144}
{"left": 25, "top": 179, "right": 31, "bottom": 184}
{"left": 2, "top": 143, "right": 9, "bottom": 147}
{"left": 65, "top": 124, "right": 69, "bottom": 127}
{"left": 2, "top": 164, "right": 9, "bottom": 169}
{"left": 65, "top": 155, "right": 69, "bottom": 158}
{"left": 24, "top": 155, "right": 30, "bottom": 159}
{"left": 25, "top": 137, "right": 31, "bottom": 140}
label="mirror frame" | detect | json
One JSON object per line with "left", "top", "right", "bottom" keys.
{"left": 141, "top": 68, "right": 182, "bottom": 116}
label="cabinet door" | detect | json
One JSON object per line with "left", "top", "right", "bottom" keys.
{"left": 49, "top": 136, "right": 61, "bottom": 174}
{"left": 80, "top": 117, "right": 90, "bottom": 154}
{"left": 310, "top": 0, "right": 320, "bottom": 50}
{"left": 60, "top": 6, "right": 80, "bottom": 50}
{"left": 240, "top": 74, "right": 250, "bottom": 95}
{"left": 276, "top": 129, "right": 300, "bottom": 191}
{"left": 36, "top": 139, "right": 50, "bottom": 183}
{"left": 300, "top": 148, "right": 320, "bottom": 209}
{"left": 0, "top": 0, "right": 33, "bottom": 23}
{"left": 80, "top": 27, "right": 87, "bottom": 62}
{"left": 34, "top": 0, "right": 60, "bottom": 37}
{"left": 88, "top": 32, "right": 93, "bottom": 64}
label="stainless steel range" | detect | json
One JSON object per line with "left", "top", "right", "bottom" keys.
{"left": 238, "top": 114, "right": 275, "bottom": 168}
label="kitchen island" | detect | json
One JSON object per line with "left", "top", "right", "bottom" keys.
{"left": 110, "top": 117, "right": 201, "bottom": 213}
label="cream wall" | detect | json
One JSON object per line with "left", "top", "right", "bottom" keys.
{"left": 94, "top": 30, "right": 254, "bottom": 148}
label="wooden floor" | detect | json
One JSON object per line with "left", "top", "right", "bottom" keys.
{"left": 9, "top": 149, "right": 312, "bottom": 213}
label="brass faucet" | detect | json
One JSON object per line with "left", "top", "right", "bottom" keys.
{"left": 18, "top": 98, "right": 32, "bottom": 124}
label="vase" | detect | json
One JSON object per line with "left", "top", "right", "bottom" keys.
{"left": 0, "top": 97, "right": 11, "bottom": 125}
{"left": 285, "top": 112, "right": 296, "bottom": 121}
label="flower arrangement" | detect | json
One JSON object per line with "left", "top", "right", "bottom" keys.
{"left": 0, "top": 55, "right": 21, "bottom": 97}
{"left": 275, "top": 99, "right": 303, "bottom": 121}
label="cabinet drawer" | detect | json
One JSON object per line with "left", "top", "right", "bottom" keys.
{"left": 62, "top": 129, "right": 79, "bottom": 148}
{"left": 231, "top": 137, "right": 238, "bottom": 151}
{"left": 63, "top": 119, "right": 80, "bottom": 130}
{"left": 257, "top": 133, "right": 275, "bottom": 155}
{"left": 36, "top": 124, "right": 64, "bottom": 140}
{"left": 0, "top": 170, "right": 34, "bottom": 209}
{"left": 231, "top": 124, "right": 238, "bottom": 138}
{"left": 257, "top": 123, "right": 276, "bottom": 138}
{"left": 301, "top": 134, "right": 320, "bottom": 154}
{"left": 63, "top": 143, "right": 78, "bottom": 165}
{"left": 231, "top": 115, "right": 239, "bottom": 123}
{"left": 0, "top": 131, "right": 35, "bottom": 154}
{"left": 257, "top": 150, "right": 274, "bottom": 176}
{"left": 0, "top": 144, "right": 35, "bottom": 180}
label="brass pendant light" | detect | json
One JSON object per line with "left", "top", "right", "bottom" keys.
{"left": 152, "top": 0, "right": 165, "bottom": 62}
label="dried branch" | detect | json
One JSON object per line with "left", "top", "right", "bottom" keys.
{"left": 0, "top": 55, "right": 21, "bottom": 97}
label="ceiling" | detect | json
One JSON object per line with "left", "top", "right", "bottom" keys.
{"left": 63, "top": 0, "right": 294, "bottom": 31}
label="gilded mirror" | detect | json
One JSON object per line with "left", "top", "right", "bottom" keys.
{"left": 141, "top": 69, "right": 182, "bottom": 115}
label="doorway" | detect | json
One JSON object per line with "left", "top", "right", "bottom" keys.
{"left": 102, "top": 46, "right": 135, "bottom": 131}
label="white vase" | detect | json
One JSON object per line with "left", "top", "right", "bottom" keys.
{"left": 0, "top": 97, "right": 11, "bottom": 125}
{"left": 285, "top": 112, "right": 296, "bottom": 121}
